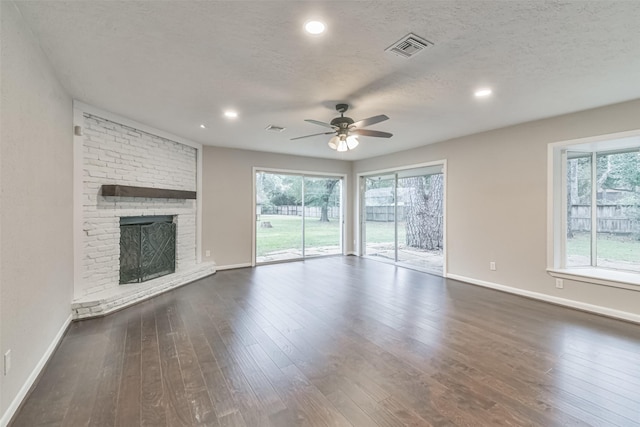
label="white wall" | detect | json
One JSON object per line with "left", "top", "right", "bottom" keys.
{"left": 0, "top": 2, "right": 74, "bottom": 423}
{"left": 78, "top": 113, "right": 197, "bottom": 296}
{"left": 201, "top": 147, "right": 352, "bottom": 268}
{"left": 354, "top": 99, "right": 640, "bottom": 318}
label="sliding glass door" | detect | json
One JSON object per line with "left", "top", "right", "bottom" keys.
{"left": 362, "top": 165, "right": 444, "bottom": 275}
{"left": 363, "top": 174, "right": 397, "bottom": 262}
{"left": 304, "top": 177, "right": 343, "bottom": 257}
{"left": 256, "top": 172, "right": 303, "bottom": 262}
{"left": 255, "top": 171, "right": 343, "bottom": 264}
{"left": 396, "top": 169, "right": 444, "bottom": 272}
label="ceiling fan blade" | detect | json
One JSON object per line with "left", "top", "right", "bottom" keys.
{"left": 351, "top": 129, "right": 393, "bottom": 138}
{"left": 290, "top": 131, "right": 335, "bottom": 141}
{"left": 352, "top": 114, "right": 389, "bottom": 128}
{"left": 305, "top": 119, "right": 336, "bottom": 129}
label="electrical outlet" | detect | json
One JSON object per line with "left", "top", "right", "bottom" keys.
{"left": 205, "top": 250, "right": 211, "bottom": 257}
{"left": 4, "top": 350, "right": 11, "bottom": 375}
{"left": 555, "top": 278, "right": 564, "bottom": 289}
{"left": 489, "top": 262, "right": 496, "bottom": 271}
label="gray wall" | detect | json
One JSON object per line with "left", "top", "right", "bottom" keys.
{"left": 1, "top": 2, "right": 74, "bottom": 419}
{"left": 354, "top": 99, "right": 640, "bottom": 316}
{"left": 201, "top": 146, "right": 352, "bottom": 267}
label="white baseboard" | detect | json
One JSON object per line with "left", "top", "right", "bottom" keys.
{"left": 447, "top": 273, "right": 640, "bottom": 324}
{"left": 215, "top": 262, "right": 252, "bottom": 271}
{"left": 1, "top": 314, "right": 72, "bottom": 427}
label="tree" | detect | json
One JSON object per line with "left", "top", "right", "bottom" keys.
{"left": 318, "top": 179, "right": 339, "bottom": 222}
{"left": 267, "top": 175, "right": 302, "bottom": 206}
{"left": 403, "top": 174, "right": 443, "bottom": 250}
{"left": 257, "top": 173, "right": 341, "bottom": 221}
{"left": 597, "top": 151, "right": 640, "bottom": 239}
{"left": 297, "top": 178, "right": 340, "bottom": 222}
{"left": 567, "top": 159, "right": 578, "bottom": 238}
{"left": 567, "top": 157, "right": 591, "bottom": 237}
{"left": 597, "top": 151, "right": 640, "bottom": 198}
{"left": 567, "top": 151, "right": 640, "bottom": 239}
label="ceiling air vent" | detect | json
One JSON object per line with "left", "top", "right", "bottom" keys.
{"left": 385, "top": 33, "right": 433, "bottom": 58}
{"left": 265, "top": 125, "right": 286, "bottom": 132}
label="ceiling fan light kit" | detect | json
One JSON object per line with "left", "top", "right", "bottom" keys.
{"left": 292, "top": 103, "right": 392, "bottom": 151}
{"left": 328, "top": 134, "right": 359, "bottom": 152}
{"left": 328, "top": 136, "right": 339, "bottom": 150}
{"left": 346, "top": 135, "right": 359, "bottom": 150}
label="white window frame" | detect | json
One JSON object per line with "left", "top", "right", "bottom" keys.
{"left": 547, "top": 129, "right": 640, "bottom": 290}
{"left": 356, "top": 160, "right": 447, "bottom": 276}
{"left": 252, "top": 167, "right": 347, "bottom": 267}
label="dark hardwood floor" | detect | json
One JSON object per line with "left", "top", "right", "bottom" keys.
{"left": 12, "top": 257, "right": 640, "bottom": 426}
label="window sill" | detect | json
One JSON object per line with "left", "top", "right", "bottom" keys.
{"left": 547, "top": 267, "right": 640, "bottom": 292}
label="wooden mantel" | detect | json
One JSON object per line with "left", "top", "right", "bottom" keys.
{"left": 101, "top": 185, "right": 196, "bottom": 199}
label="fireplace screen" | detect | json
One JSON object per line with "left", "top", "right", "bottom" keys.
{"left": 120, "top": 216, "right": 176, "bottom": 284}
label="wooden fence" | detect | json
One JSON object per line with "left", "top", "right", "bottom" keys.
{"left": 570, "top": 204, "right": 639, "bottom": 234}
{"left": 262, "top": 204, "right": 638, "bottom": 232}
{"left": 364, "top": 206, "right": 406, "bottom": 222}
{"left": 260, "top": 205, "right": 340, "bottom": 219}
{"left": 261, "top": 205, "right": 404, "bottom": 222}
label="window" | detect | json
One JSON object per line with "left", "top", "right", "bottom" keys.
{"left": 360, "top": 163, "right": 445, "bottom": 276}
{"left": 254, "top": 170, "right": 343, "bottom": 264}
{"left": 548, "top": 130, "right": 640, "bottom": 287}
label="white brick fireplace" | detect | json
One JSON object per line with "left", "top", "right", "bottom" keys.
{"left": 72, "top": 103, "right": 215, "bottom": 319}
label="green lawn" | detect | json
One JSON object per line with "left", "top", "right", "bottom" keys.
{"left": 258, "top": 217, "right": 639, "bottom": 269}
{"left": 256, "top": 215, "right": 341, "bottom": 256}
{"left": 256, "top": 215, "right": 414, "bottom": 257}
{"left": 363, "top": 220, "right": 407, "bottom": 245}
{"left": 567, "top": 231, "right": 640, "bottom": 263}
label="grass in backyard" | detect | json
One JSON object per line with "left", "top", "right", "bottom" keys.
{"left": 256, "top": 215, "right": 420, "bottom": 257}
{"left": 256, "top": 215, "right": 417, "bottom": 257}
{"left": 567, "top": 231, "right": 640, "bottom": 263}
{"left": 256, "top": 215, "right": 341, "bottom": 256}
{"left": 364, "top": 220, "right": 407, "bottom": 245}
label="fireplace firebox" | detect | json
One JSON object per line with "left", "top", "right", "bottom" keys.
{"left": 119, "top": 216, "right": 176, "bottom": 284}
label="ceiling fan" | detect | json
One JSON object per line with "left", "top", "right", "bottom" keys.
{"left": 291, "top": 104, "right": 392, "bottom": 152}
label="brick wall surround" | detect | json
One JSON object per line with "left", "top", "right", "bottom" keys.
{"left": 79, "top": 113, "right": 202, "bottom": 298}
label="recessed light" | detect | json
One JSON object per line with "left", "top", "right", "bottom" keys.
{"left": 224, "top": 111, "right": 238, "bottom": 119}
{"left": 305, "top": 20, "right": 326, "bottom": 35}
{"left": 474, "top": 88, "right": 492, "bottom": 98}
{"left": 200, "top": 124, "right": 206, "bottom": 129}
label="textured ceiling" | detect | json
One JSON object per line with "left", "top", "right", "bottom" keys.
{"left": 14, "top": 0, "right": 640, "bottom": 160}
